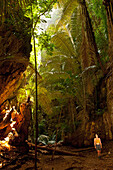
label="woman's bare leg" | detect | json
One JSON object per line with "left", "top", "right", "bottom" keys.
{"left": 97, "top": 150, "right": 101, "bottom": 157}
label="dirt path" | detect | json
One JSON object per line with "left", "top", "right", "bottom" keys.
{"left": 3, "top": 140, "right": 113, "bottom": 170}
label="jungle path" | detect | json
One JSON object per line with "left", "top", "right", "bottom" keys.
{"left": 35, "top": 140, "right": 113, "bottom": 170}
{"left": 2, "top": 140, "right": 113, "bottom": 170}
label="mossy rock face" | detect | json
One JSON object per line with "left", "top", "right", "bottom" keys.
{"left": 0, "top": 23, "right": 31, "bottom": 107}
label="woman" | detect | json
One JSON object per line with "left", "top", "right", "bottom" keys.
{"left": 94, "top": 134, "right": 102, "bottom": 158}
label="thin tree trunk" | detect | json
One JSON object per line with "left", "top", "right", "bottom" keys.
{"left": 31, "top": 4, "right": 39, "bottom": 169}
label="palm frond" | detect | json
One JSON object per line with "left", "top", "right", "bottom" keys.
{"left": 51, "top": 31, "right": 76, "bottom": 57}
{"left": 70, "top": 7, "right": 82, "bottom": 46}
{"left": 57, "top": 0, "right": 68, "bottom": 7}
{"left": 56, "top": 0, "right": 78, "bottom": 29}
{"left": 38, "top": 87, "right": 52, "bottom": 115}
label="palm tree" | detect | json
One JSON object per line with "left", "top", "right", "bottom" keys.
{"left": 39, "top": 13, "right": 84, "bottom": 134}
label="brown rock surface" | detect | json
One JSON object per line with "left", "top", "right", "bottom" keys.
{"left": 0, "top": 23, "right": 31, "bottom": 107}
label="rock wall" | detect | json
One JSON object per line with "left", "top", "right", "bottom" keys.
{"left": 0, "top": 23, "right": 31, "bottom": 108}
{"left": 64, "top": 111, "right": 113, "bottom": 147}
{"left": 67, "top": 0, "right": 113, "bottom": 148}
{"left": 64, "top": 75, "right": 113, "bottom": 147}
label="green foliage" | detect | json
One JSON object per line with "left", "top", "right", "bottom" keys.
{"left": 51, "top": 31, "right": 76, "bottom": 57}
{"left": 38, "top": 31, "right": 55, "bottom": 54}
{"left": 38, "top": 86, "right": 52, "bottom": 114}
{"left": 4, "top": 0, "right": 110, "bottom": 140}
{"left": 38, "top": 0, "right": 56, "bottom": 13}
{"left": 56, "top": 0, "right": 78, "bottom": 29}
{"left": 38, "top": 119, "right": 47, "bottom": 134}
{"left": 36, "top": 0, "right": 110, "bottom": 139}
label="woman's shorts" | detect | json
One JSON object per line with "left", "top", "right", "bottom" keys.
{"left": 96, "top": 144, "right": 101, "bottom": 151}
